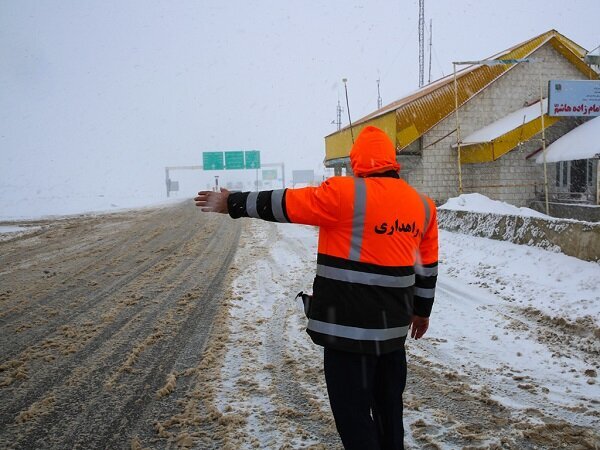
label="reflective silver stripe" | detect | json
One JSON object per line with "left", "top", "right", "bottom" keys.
{"left": 271, "top": 189, "right": 288, "bottom": 223}
{"left": 419, "top": 194, "right": 431, "bottom": 232}
{"left": 415, "top": 287, "right": 435, "bottom": 298}
{"left": 246, "top": 192, "right": 260, "bottom": 218}
{"left": 308, "top": 319, "right": 409, "bottom": 341}
{"left": 349, "top": 178, "right": 366, "bottom": 261}
{"left": 415, "top": 264, "right": 438, "bottom": 277}
{"left": 317, "top": 264, "right": 415, "bottom": 288}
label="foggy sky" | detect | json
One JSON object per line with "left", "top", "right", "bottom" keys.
{"left": 1, "top": 0, "right": 599, "bottom": 204}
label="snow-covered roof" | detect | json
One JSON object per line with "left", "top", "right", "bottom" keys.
{"left": 535, "top": 116, "right": 600, "bottom": 163}
{"left": 459, "top": 99, "right": 548, "bottom": 145}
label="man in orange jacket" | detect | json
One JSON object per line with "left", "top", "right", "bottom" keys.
{"left": 195, "top": 126, "right": 438, "bottom": 449}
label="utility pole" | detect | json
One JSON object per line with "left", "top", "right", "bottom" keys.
{"left": 342, "top": 78, "right": 354, "bottom": 143}
{"left": 377, "top": 78, "right": 382, "bottom": 109}
{"left": 418, "top": 0, "right": 425, "bottom": 87}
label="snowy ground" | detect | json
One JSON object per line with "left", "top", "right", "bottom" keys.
{"left": 1, "top": 193, "right": 598, "bottom": 448}
{"left": 0, "top": 185, "right": 176, "bottom": 221}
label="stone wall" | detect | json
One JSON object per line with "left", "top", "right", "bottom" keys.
{"left": 529, "top": 201, "right": 600, "bottom": 223}
{"left": 438, "top": 209, "right": 600, "bottom": 262}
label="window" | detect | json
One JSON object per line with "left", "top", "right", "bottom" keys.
{"left": 555, "top": 161, "right": 568, "bottom": 187}
{"left": 570, "top": 160, "right": 587, "bottom": 193}
{"left": 556, "top": 159, "right": 595, "bottom": 191}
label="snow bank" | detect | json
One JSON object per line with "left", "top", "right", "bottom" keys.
{"left": 440, "top": 193, "right": 549, "bottom": 218}
{"left": 438, "top": 194, "right": 600, "bottom": 262}
{"left": 0, "top": 225, "right": 30, "bottom": 233}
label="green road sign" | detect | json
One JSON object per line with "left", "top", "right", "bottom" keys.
{"left": 245, "top": 150, "right": 261, "bottom": 169}
{"left": 225, "top": 151, "right": 245, "bottom": 169}
{"left": 202, "top": 152, "right": 224, "bottom": 170}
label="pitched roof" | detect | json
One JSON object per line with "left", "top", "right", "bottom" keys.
{"left": 324, "top": 30, "right": 598, "bottom": 163}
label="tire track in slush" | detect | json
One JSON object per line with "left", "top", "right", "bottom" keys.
{"left": 0, "top": 207, "right": 193, "bottom": 330}
{"left": 0, "top": 212, "right": 203, "bottom": 361}
{"left": 0, "top": 209, "right": 163, "bottom": 271}
{"left": 53, "top": 220, "right": 241, "bottom": 450}
{"left": 5, "top": 218, "right": 233, "bottom": 442}
{"left": 0, "top": 208, "right": 206, "bottom": 410}
{"left": 0, "top": 203, "right": 241, "bottom": 450}
{"left": 0, "top": 214, "right": 146, "bottom": 299}
{"left": 3, "top": 218, "right": 223, "bottom": 436}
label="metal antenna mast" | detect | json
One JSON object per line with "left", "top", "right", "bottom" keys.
{"left": 335, "top": 99, "right": 342, "bottom": 130}
{"left": 428, "top": 19, "right": 433, "bottom": 84}
{"left": 418, "top": 0, "right": 425, "bottom": 87}
{"left": 377, "top": 78, "right": 382, "bottom": 109}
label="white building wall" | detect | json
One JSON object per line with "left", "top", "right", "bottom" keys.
{"left": 399, "top": 43, "right": 589, "bottom": 206}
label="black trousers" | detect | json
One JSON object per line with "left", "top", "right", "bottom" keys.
{"left": 324, "top": 347, "right": 407, "bottom": 450}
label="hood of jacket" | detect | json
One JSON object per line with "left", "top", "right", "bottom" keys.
{"left": 349, "top": 126, "right": 401, "bottom": 177}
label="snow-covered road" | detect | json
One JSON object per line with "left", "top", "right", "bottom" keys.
{"left": 194, "top": 218, "right": 599, "bottom": 449}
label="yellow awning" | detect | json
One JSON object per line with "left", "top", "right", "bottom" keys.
{"left": 458, "top": 115, "right": 560, "bottom": 163}
{"left": 455, "top": 98, "right": 560, "bottom": 164}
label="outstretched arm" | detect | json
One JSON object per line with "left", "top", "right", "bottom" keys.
{"left": 194, "top": 180, "right": 342, "bottom": 226}
{"left": 194, "top": 189, "right": 230, "bottom": 214}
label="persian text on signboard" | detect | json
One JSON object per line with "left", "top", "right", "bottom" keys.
{"left": 548, "top": 80, "right": 600, "bottom": 117}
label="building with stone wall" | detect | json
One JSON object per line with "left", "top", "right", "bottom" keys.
{"left": 323, "top": 30, "right": 599, "bottom": 212}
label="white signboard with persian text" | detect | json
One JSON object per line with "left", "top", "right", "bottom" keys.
{"left": 548, "top": 80, "right": 600, "bottom": 117}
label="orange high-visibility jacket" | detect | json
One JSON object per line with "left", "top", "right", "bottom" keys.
{"left": 226, "top": 127, "right": 438, "bottom": 354}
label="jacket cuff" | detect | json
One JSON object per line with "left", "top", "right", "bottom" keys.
{"left": 227, "top": 192, "right": 250, "bottom": 219}
{"left": 413, "top": 299, "right": 434, "bottom": 317}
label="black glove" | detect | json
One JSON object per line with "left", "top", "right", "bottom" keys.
{"left": 295, "top": 291, "right": 312, "bottom": 318}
